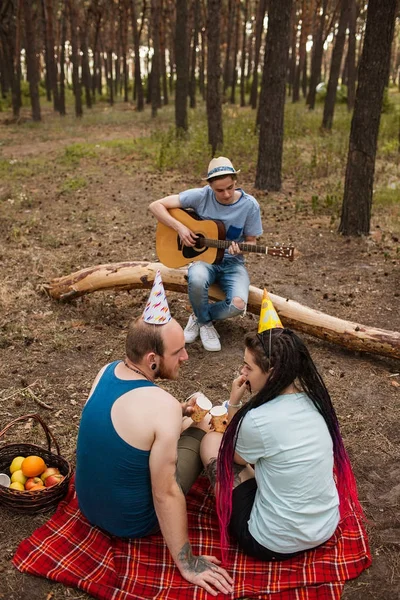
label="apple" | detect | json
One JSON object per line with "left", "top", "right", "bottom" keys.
{"left": 9, "top": 481, "right": 25, "bottom": 491}
{"left": 25, "top": 477, "right": 43, "bottom": 491}
{"left": 40, "top": 467, "right": 60, "bottom": 483}
{"left": 45, "top": 473, "right": 64, "bottom": 488}
{"left": 10, "top": 469, "right": 27, "bottom": 486}
{"left": 29, "top": 483, "right": 45, "bottom": 491}
{"left": 9, "top": 456, "right": 25, "bottom": 474}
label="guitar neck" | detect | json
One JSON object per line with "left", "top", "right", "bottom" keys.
{"left": 201, "top": 238, "right": 294, "bottom": 260}
{"left": 203, "top": 238, "right": 264, "bottom": 253}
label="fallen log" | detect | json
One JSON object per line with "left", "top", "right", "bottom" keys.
{"left": 43, "top": 261, "right": 400, "bottom": 360}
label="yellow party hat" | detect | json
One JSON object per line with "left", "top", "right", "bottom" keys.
{"left": 258, "top": 289, "right": 283, "bottom": 333}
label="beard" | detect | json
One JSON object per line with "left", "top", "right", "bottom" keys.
{"left": 155, "top": 358, "right": 179, "bottom": 381}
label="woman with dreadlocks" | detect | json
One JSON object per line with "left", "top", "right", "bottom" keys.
{"left": 200, "top": 327, "right": 365, "bottom": 562}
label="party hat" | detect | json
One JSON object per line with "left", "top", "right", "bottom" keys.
{"left": 258, "top": 289, "right": 283, "bottom": 333}
{"left": 142, "top": 270, "right": 172, "bottom": 324}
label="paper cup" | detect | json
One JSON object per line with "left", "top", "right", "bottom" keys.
{"left": 0, "top": 473, "right": 11, "bottom": 488}
{"left": 210, "top": 405, "right": 228, "bottom": 433}
{"left": 189, "top": 392, "right": 212, "bottom": 422}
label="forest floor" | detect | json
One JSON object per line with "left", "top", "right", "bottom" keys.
{"left": 0, "top": 100, "right": 399, "bottom": 600}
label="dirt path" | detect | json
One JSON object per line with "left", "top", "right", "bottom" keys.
{"left": 0, "top": 107, "right": 399, "bottom": 599}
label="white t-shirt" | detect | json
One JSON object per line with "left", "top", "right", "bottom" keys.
{"left": 235, "top": 392, "right": 340, "bottom": 553}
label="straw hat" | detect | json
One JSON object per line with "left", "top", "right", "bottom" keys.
{"left": 142, "top": 270, "right": 172, "bottom": 325}
{"left": 203, "top": 156, "right": 240, "bottom": 181}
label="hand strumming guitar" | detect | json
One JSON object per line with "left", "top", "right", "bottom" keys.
{"left": 176, "top": 222, "right": 198, "bottom": 247}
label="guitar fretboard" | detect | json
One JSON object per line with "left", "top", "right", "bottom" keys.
{"left": 201, "top": 238, "right": 266, "bottom": 253}
{"left": 199, "top": 238, "right": 294, "bottom": 260}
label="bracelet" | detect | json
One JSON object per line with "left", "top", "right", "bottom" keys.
{"left": 224, "top": 400, "right": 243, "bottom": 409}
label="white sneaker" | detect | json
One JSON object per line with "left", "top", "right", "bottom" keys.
{"left": 200, "top": 323, "right": 221, "bottom": 352}
{"left": 184, "top": 314, "right": 200, "bottom": 343}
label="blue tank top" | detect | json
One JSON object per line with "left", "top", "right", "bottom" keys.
{"left": 75, "top": 361, "right": 158, "bottom": 537}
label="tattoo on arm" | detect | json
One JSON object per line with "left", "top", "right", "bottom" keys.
{"left": 178, "top": 542, "right": 214, "bottom": 573}
{"left": 205, "top": 457, "right": 248, "bottom": 488}
{"left": 205, "top": 457, "right": 218, "bottom": 488}
{"left": 232, "top": 462, "right": 247, "bottom": 487}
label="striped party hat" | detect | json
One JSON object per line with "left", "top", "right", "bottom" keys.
{"left": 142, "top": 270, "right": 171, "bottom": 324}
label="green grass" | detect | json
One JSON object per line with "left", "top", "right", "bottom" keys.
{"left": 374, "top": 187, "right": 400, "bottom": 207}
{"left": 60, "top": 176, "right": 88, "bottom": 194}
{"left": 1, "top": 89, "right": 398, "bottom": 222}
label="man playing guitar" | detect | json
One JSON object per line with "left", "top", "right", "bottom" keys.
{"left": 149, "top": 157, "right": 263, "bottom": 352}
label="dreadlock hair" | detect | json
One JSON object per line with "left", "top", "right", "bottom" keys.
{"left": 216, "top": 327, "right": 364, "bottom": 559}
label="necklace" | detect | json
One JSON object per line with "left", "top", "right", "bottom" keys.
{"left": 123, "top": 361, "right": 152, "bottom": 381}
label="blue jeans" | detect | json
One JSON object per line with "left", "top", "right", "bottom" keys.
{"left": 187, "top": 258, "right": 250, "bottom": 325}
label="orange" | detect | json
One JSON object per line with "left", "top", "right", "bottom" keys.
{"left": 21, "top": 455, "right": 46, "bottom": 478}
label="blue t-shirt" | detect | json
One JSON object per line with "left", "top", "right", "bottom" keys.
{"left": 75, "top": 361, "right": 158, "bottom": 537}
{"left": 179, "top": 186, "right": 263, "bottom": 259}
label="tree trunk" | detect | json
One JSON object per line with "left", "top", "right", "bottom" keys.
{"left": 0, "top": 0, "right": 21, "bottom": 119}
{"left": 175, "top": 0, "right": 189, "bottom": 131}
{"left": 322, "top": 0, "right": 349, "bottom": 130}
{"left": 59, "top": 4, "right": 67, "bottom": 115}
{"left": 293, "top": 0, "right": 313, "bottom": 103}
{"left": 130, "top": 0, "right": 144, "bottom": 111}
{"left": 189, "top": 0, "right": 200, "bottom": 109}
{"left": 240, "top": 0, "right": 249, "bottom": 107}
{"left": 255, "top": 0, "right": 293, "bottom": 191}
{"left": 44, "top": 0, "right": 60, "bottom": 111}
{"left": 119, "top": 0, "right": 129, "bottom": 103}
{"left": 40, "top": 0, "right": 51, "bottom": 102}
{"left": 206, "top": 0, "right": 223, "bottom": 154}
{"left": 346, "top": 0, "right": 357, "bottom": 111}
{"left": 249, "top": 0, "right": 267, "bottom": 109}
{"left": 68, "top": 0, "right": 83, "bottom": 117}
{"left": 22, "top": 0, "right": 41, "bottom": 121}
{"left": 44, "top": 261, "right": 400, "bottom": 361}
{"left": 339, "top": 0, "right": 397, "bottom": 236}
{"left": 160, "top": 7, "right": 168, "bottom": 106}
{"left": 199, "top": 19, "right": 206, "bottom": 99}
{"left": 287, "top": 0, "right": 298, "bottom": 98}
{"left": 306, "top": 0, "right": 328, "bottom": 110}
{"left": 80, "top": 21, "right": 92, "bottom": 109}
{"left": 222, "top": 0, "right": 234, "bottom": 97}
{"left": 150, "top": 0, "right": 161, "bottom": 117}
{"left": 229, "top": 0, "right": 240, "bottom": 104}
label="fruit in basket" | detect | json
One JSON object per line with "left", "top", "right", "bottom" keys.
{"left": 40, "top": 467, "right": 60, "bottom": 482}
{"left": 45, "top": 473, "right": 64, "bottom": 488}
{"left": 25, "top": 476, "right": 44, "bottom": 490}
{"left": 29, "top": 483, "right": 46, "bottom": 491}
{"left": 9, "top": 456, "right": 26, "bottom": 474}
{"left": 11, "top": 469, "right": 27, "bottom": 486}
{"left": 21, "top": 455, "right": 46, "bottom": 478}
{"left": 9, "top": 481, "right": 25, "bottom": 491}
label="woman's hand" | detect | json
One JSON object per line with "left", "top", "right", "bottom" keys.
{"left": 230, "top": 374, "right": 249, "bottom": 406}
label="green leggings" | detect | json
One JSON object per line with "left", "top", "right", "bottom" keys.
{"left": 176, "top": 426, "right": 206, "bottom": 494}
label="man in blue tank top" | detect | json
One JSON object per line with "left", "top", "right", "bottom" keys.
{"left": 75, "top": 271, "right": 233, "bottom": 596}
{"left": 150, "top": 157, "right": 263, "bottom": 352}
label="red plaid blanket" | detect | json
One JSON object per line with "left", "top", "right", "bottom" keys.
{"left": 13, "top": 476, "right": 371, "bottom": 600}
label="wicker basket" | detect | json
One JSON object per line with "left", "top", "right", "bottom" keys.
{"left": 0, "top": 413, "right": 73, "bottom": 514}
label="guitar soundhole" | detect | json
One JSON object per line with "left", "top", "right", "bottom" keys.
{"left": 177, "top": 234, "right": 207, "bottom": 259}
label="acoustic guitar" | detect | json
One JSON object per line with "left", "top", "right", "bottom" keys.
{"left": 156, "top": 208, "right": 296, "bottom": 268}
